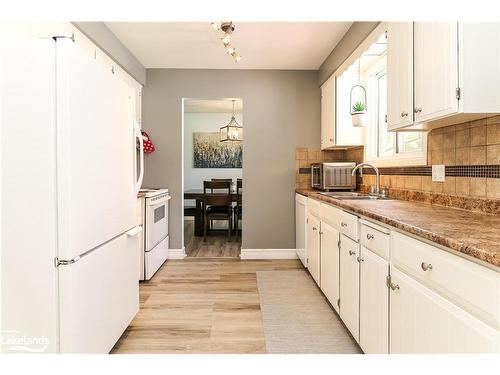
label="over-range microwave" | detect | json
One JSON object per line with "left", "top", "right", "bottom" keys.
{"left": 311, "top": 162, "right": 357, "bottom": 191}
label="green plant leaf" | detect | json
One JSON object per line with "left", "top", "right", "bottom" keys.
{"left": 352, "top": 101, "right": 366, "bottom": 113}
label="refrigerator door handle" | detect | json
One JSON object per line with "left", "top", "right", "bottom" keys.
{"left": 126, "top": 226, "right": 142, "bottom": 237}
{"left": 55, "top": 256, "right": 81, "bottom": 267}
{"left": 133, "top": 120, "right": 144, "bottom": 193}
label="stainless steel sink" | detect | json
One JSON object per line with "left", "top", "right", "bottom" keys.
{"left": 335, "top": 195, "right": 388, "bottom": 200}
{"left": 319, "top": 191, "right": 390, "bottom": 200}
{"left": 319, "top": 191, "right": 367, "bottom": 197}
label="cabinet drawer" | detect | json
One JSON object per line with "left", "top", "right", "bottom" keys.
{"left": 392, "top": 231, "right": 500, "bottom": 329}
{"left": 308, "top": 198, "right": 321, "bottom": 218}
{"left": 339, "top": 211, "right": 359, "bottom": 241}
{"left": 321, "top": 202, "right": 341, "bottom": 229}
{"left": 360, "top": 220, "right": 390, "bottom": 260}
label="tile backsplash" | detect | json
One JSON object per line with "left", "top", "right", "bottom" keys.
{"left": 296, "top": 115, "right": 500, "bottom": 202}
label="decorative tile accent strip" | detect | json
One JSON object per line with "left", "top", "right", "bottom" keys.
{"left": 299, "top": 168, "right": 311, "bottom": 174}
{"left": 361, "top": 165, "right": 500, "bottom": 178}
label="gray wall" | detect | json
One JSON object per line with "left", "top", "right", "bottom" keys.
{"left": 72, "top": 22, "right": 146, "bottom": 85}
{"left": 319, "top": 22, "right": 380, "bottom": 85}
{"left": 142, "top": 69, "right": 320, "bottom": 250}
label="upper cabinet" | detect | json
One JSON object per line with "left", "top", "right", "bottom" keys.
{"left": 386, "top": 22, "right": 414, "bottom": 129}
{"left": 414, "top": 22, "right": 459, "bottom": 123}
{"left": 320, "top": 74, "right": 364, "bottom": 149}
{"left": 387, "top": 22, "right": 500, "bottom": 131}
{"left": 320, "top": 76, "right": 335, "bottom": 149}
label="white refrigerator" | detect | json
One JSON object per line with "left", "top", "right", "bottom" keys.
{"left": 1, "top": 24, "right": 144, "bottom": 353}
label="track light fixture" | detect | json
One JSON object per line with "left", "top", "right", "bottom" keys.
{"left": 211, "top": 21, "right": 242, "bottom": 63}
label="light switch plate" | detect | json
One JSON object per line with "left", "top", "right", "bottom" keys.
{"left": 432, "top": 165, "right": 445, "bottom": 182}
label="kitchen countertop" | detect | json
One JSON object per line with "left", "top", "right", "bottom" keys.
{"left": 297, "top": 189, "right": 500, "bottom": 269}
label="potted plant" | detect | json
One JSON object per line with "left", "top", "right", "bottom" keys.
{"left": 351, "top": 101, "right": 367, "bottom": 127}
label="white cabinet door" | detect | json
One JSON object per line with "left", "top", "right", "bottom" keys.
{"left": 414, "top": 22, "right": 459, "bottom": 123}
{"left": 390, "top": 268, "right": 500, "bottom": 354}
{"left": 387, "top": 22, "right": 414, "bottom": 130}
{"left": 295, "top": 196, "right": 307, "bottom": 268}
{"left": 339, "top": 234, "right": 360, "bottom": 341}
{"left": 307, "top": 213, "right": 321, "bottom": 286}
{"left": 359, "top": 246, "right": 389, "bottom": 354}
{"left": 320, "top": 221, "right": 340, "bottom": 313}
{"left": 320, "top": 76, "right": 335, "bottom": 149}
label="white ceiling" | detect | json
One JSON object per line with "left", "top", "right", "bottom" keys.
{"left": 184, "top": 99, "right": 243, "bottom": 113}
{"left": 106, "top": 22, "right": 352, "bottom": 70}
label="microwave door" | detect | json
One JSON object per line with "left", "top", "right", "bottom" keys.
{"left": 311, "top": 166, "right": 321, "bottom": 188}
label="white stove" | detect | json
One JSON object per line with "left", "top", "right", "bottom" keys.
{"left": 137, "top": 188, "right": 170, "bottom": 280}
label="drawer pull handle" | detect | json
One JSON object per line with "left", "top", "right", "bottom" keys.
{"left": 348, "top": 250, "right": 356, "bottom": 256}
{"left": 366, "top": 233, "right": 374, "bottom": 240}
{"left": 341, "top": 222, "right": 347, "bottom": 227}
{"left": 357, "top": 256, "right": 364, "bottom": 263}
{"left": 390, "top": 283, "right": 400, "bottom": 291}
{"left": 421, "top": 262, "right": 433, "bottom": 271}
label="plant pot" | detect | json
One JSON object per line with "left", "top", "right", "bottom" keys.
{"left": 351, "top": 112, "right": 366, "bottom": 127}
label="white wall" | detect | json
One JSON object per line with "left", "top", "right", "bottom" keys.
{"left": 183, "top": 112, "right": 243, "bottom": 191}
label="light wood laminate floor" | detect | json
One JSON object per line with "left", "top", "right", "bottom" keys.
{"left": 184, "top": 219, "right": 241, "bottom": 258}
{"left": 111, "top": 258, "right": 303, "bottom": 354}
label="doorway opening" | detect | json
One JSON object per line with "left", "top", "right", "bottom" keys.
{"left": 182, "top": 98, "right": 243, "bottom": 258}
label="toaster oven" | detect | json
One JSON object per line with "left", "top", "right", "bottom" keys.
{"left": 311, "top": 162, "right": 357, "bottom": 191}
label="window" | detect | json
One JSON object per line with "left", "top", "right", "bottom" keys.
{"left": 362, "top": 34, "right": 426, "bottom": 167}
{"left": 332, "top": 25, "right": 427, "bottom": 167}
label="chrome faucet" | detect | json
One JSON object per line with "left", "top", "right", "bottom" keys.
{"left": 352, "top": 162, "right": 380, "bottom": 195}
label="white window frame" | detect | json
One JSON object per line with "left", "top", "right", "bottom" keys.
{"left": 363, "top": 40, "right": 427, "bottom": 167}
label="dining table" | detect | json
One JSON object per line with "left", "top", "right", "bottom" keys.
{"left": 184, "top": 189, "right": 241, "bottom": 236}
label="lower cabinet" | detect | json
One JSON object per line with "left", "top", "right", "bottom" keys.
{"left": 306, "top": 213, "right": 321, "bottom": 286}
{"left": 359, "top": 246, "right": 389, "bottom": 354}
{"left": 390, "top": 267, "right": 500, "bottom": 353}
{"left": 339, "top": 234, "right": 360, "bottom": 341}
{"left": 320, "top": 221, "right": 340, "bottom": 313}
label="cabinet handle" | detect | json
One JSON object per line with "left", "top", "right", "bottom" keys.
{"left": 357, "top": 256, "right": 364, "bottom": 263}
{"left": 400, "top": 111, "right": 408, "bottom": 117}
{"left": 319, "top": 231, "right": 323, "bottom": 235}
{"left": 341, "top": 222, "right": 347, "bottom": 227}
{"left": 390, "top": 283, "right": 400, "bottom": 291}
{"left": 366, "top": 233, "right": 374, "bottom": 240}
{"left": 348, "top": 250, "right": 356, "bottom": 256}
{"left": 414, "top": 107, "right": 422, "bottom": 113}
{"left": 312, "top": 227, "right": 317, "bottom": 231}
{"left": 421, "top": 262, "right": 433, "bottom": 271}
{"left": 329, "top": 138, "right": 334, "bottom": 142}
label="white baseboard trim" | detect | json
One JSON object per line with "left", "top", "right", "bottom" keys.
{"left": 240, "top": 248, "right": 298, "bottom": 260}
{"left": 169, "top": 247, "right": 187, "bottom": 259}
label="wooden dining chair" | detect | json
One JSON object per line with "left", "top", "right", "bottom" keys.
{"left": 234, "top": 179, "right": 242, "bottom": 241}
{"left": 203, "top": 180, "right": 232, "bottom": 241}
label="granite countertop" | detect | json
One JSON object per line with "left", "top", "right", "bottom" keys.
{"left": 297, "top": 189, "right": 500, "bottom": 269}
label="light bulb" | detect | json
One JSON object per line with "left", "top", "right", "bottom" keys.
{"left": 221, "top": 33, "right": 231, "bottom": 45}
{"left": 225, "top": 46, "right": 235, "bottom": 55}
{"left": 211, "top": 22, "right": 221, "bottom": 31}
{"left": 233, "top": 54, "right": 242, "bottom": 63}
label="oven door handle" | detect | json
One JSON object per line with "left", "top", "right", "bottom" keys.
{"left": 146, "top": 195, "right": 171, "bottom": 206}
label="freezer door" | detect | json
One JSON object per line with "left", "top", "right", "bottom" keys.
{"left": 58, "top": 230, "right": 140, "bottom": 353}
{"left": 55, "top": 38, "right": 137, "bottom": 260}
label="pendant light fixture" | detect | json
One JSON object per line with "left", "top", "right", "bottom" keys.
{"left": 219, "top": 100, "right": 243, "bottom": 142}
{"left": 350, "top": 59, "right": 367, "bottom": 127}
